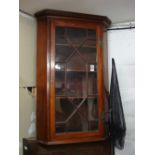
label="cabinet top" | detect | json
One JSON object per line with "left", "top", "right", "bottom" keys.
{"left": 35, "top": 9, "right": 111, "bottom": 28}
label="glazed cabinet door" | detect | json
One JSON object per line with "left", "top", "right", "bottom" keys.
{"left": 50, "top": 19, "right": 105, "bottom": 142}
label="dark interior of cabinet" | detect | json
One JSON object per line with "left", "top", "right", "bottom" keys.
{"left": 55, "top": 27, "right": 99, "bottom": 134}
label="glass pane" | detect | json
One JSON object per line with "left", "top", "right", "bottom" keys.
{"left": 87, "top": 98, "right": 98, "bottom": 131}
{"left": 79, "top": 47, "right": 96, "bottom": 63}
{"left": 84, "top": 39, "right": 96, "bottom": 47}
{"left": 67, "top": 53, "right": 86, "bottom": 71}
{"left": 87, "top": 29, "right": 96, "bottom": 39}
{"left": 56, "top": 46, "right": 74, "bottom": 62}
{"left": 56, "top": 29, "right": 68, "bottom": 45}
{"left": 55, "top": 26, "right": 99, "bottom": 134}
{"left": 78, "top": 29, "right": 96, "bottom": 63}
{"left": 66, "top": 72, "right": 87, "bottom": 97}
{"left": 56, "top": 97, "right": 98, "bottom": 133}
{"left": 55, "top": 63, "right": 65, "bottom": 96}
{"left": 67, "top": 27, "right": 86, "bottom": 46}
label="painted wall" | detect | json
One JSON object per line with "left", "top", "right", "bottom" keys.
{"left": 19, "top": 13, "right": 36, "bottom": 155}
{"left": 19, "top": 12, "right": 135, "bottom": 155}
{"left": 107, "top": 28, "right": 135, "bottom": 155}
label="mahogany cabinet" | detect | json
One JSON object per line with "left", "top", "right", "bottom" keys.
{"left": 35, "top": 9, "right": 111, "bottom": 145}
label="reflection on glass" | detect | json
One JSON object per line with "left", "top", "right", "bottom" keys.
{"left": 55, "top": 63, "right": 65, "bottom": 71}
{"left": 55, "top": 63, "right": 65, "bottom": 96}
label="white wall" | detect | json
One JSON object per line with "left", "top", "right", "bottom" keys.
{"left": 19, "top": 13, "right": 36, "bottom": 86}
{"left": 19, "top": 13, "right": 37, "bottom": 155}
{"left": 107, "top": 27, "right": 135, "bottom": 155}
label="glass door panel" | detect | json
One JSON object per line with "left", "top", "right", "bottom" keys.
{"left": 55, "top": 26, "right": 99, "bottom": 134}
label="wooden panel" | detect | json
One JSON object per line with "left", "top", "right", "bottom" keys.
{"left": 23, "top": 138, "right": 111, "bottom": 155}
{"left": 35, "top": 9, "right": 111, "bottom": 28}
{"left": 96, "top": 24, "right": 105, "bottom": 137}
{"left": 49, "top": 20, "right": 56, "bottom": 141}
{"left": 53, "top": 19, "right": 100, "bottom": 29}
{"left": 37, "top": 17, "right": 51, "bottom": 142}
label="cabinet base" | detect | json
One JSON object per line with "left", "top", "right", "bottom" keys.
{"left": 23, "top": 138, "right": 111, "bottom": 155}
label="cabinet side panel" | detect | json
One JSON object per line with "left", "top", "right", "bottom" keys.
{"left": 96, "top": 25, "right": 104, "bottom": 136}
{"left": 37, "top": 18, "right": 48, "bottom": 141}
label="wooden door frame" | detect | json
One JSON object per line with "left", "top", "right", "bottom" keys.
{"left": 49, "top": 18, "right": 105, "bottom": 143}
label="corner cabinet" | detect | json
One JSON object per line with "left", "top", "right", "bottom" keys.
{"left": 35, "top": 10, "right": 111, "bottom": 145}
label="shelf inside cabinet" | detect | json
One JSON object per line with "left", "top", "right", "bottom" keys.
{"left": 55, "top": 69, "right": 96, "bottom": 73}
{"left": 55, "top": 96, "right": 98, "bottom": 99}
{"left": 56, "top": 43, "right": 96, "bottom": 49}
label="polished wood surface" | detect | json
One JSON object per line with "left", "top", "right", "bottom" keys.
{"left": 37, "top": 17, "right": 48, "bottom": 142}
{"left": 35, "top": 9, "right": 111, "bottom": 28}
{"left": 23, "top": 138, "right": 111, "bottom": 155}
{"left": 36, "top": 10, "right": 111, "bottom": 144}
{"left": 37, "top": 17, "right": 53, "bottom": 142}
